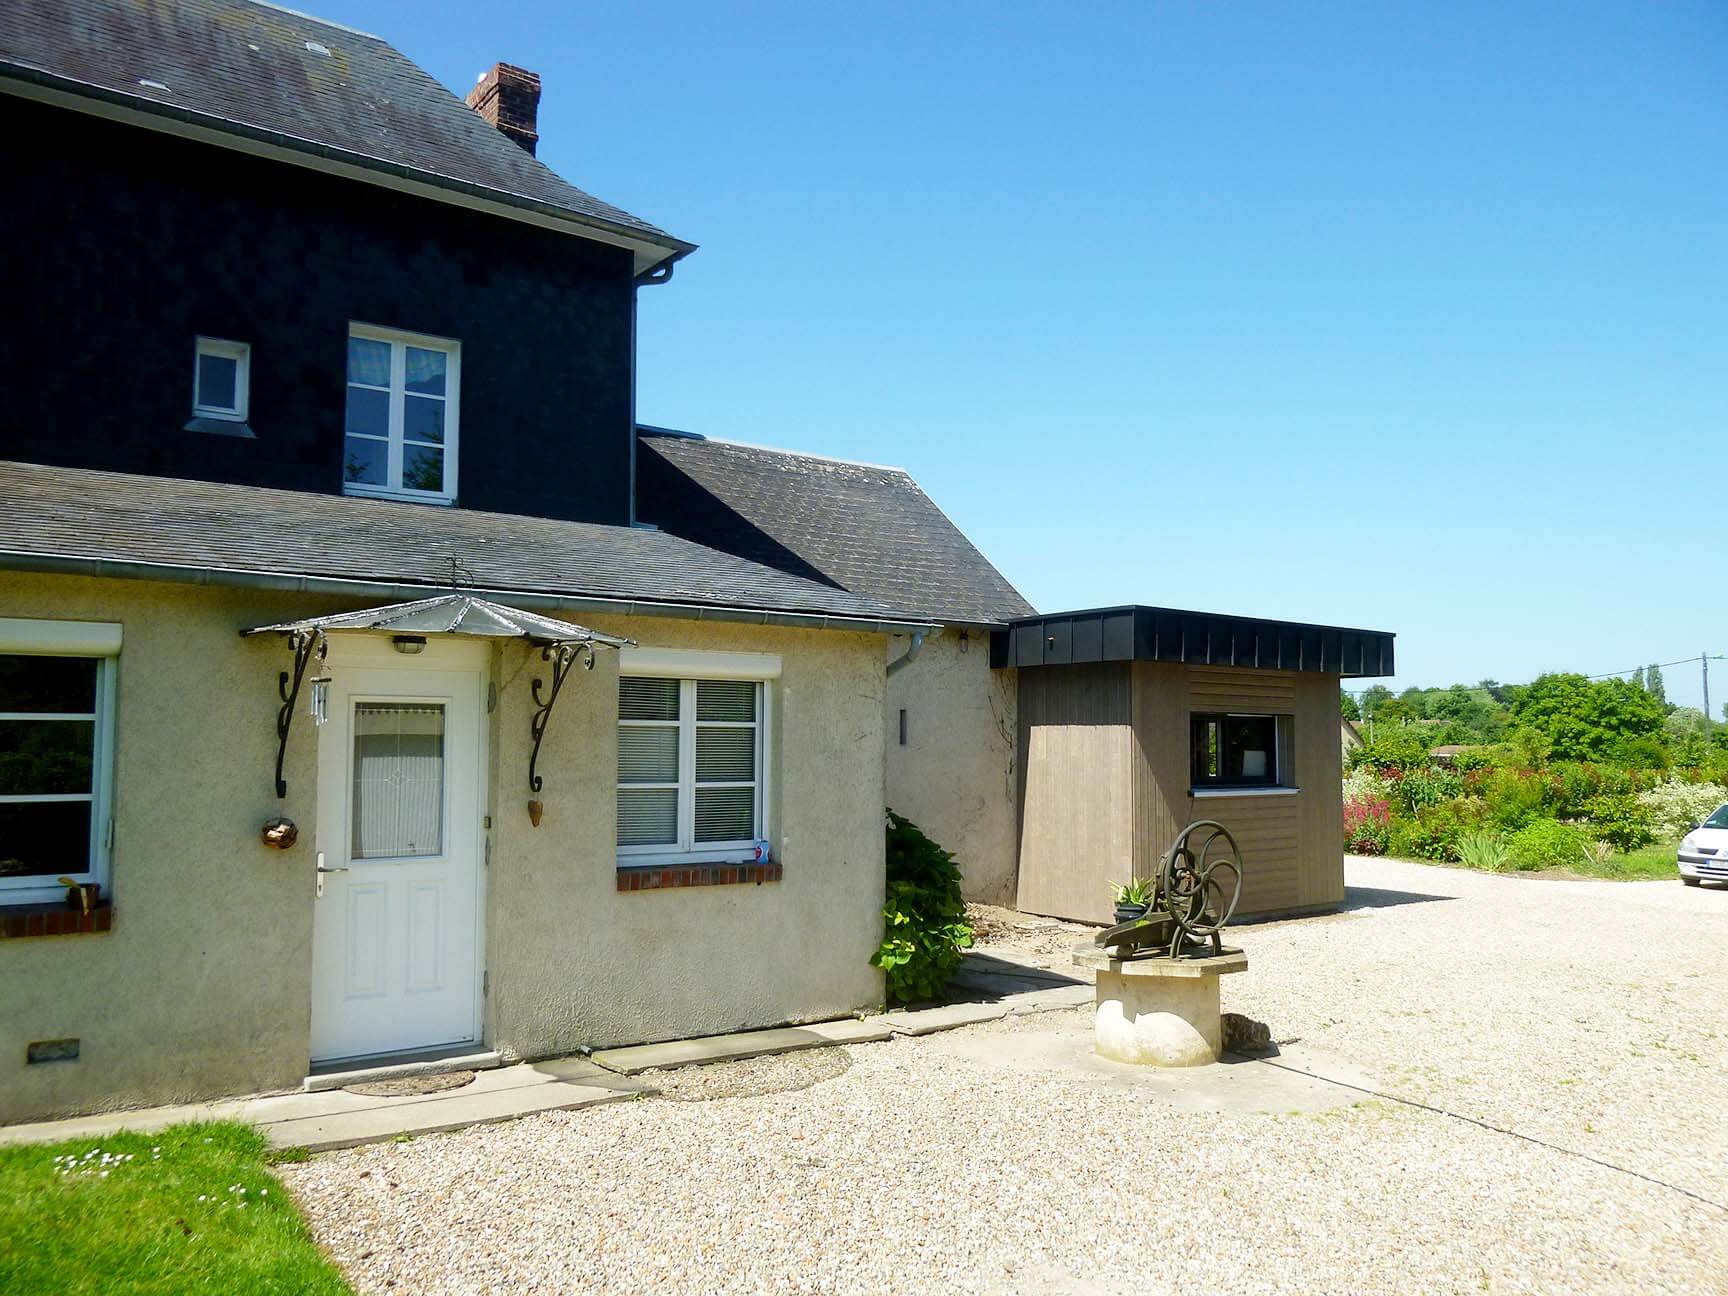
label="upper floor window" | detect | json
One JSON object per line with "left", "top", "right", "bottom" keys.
{"left": 343, "top": 325, "right": 460, "bottom": 504}
{"left": 0, "top": 619, "right": 121, "bottom": 906}
{"left": 193, "top": 337, "right": 250, "bottom": 422}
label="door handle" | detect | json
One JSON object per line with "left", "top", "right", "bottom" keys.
{"left": 315, "top": 851, "right": 349, "bottom": 898}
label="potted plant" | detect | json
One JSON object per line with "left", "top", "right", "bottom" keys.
{"left": 1109, "top": 877, "right": 1157, "bottom": 925}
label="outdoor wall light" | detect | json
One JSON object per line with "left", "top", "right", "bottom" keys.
{"left": 393, "top": 635, "right": 427, "bottom": 655}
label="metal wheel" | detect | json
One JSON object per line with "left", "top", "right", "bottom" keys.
{"left": 1158, "top": 820, "right": 1243, "bottom": 944}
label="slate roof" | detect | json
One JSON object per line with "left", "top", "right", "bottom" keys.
{"left": 0, "top": 460, "right": 930, "bottom": 628}
{"left": 636, "top": 430, "right": 1036, "bottom": 627}
{"left": 0, "top": 0, "right": 690, "bottom": 263}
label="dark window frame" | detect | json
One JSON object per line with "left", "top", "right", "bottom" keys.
{"left": 1190, "top": 712, "right": 1286, "bottom": 790}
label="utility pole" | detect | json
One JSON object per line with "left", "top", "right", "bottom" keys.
{"left": 1706, "top": 652, "right": 1713, "bottom": 732}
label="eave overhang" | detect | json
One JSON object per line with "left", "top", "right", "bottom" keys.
{"left": 0, "top": 63, "right": 698, "bottom": 278}
{"left": 0, "top": 549, "right": 940, "bottom": 638}
{"left": 991, "top": 605, "right": 1395, "bottom": 678}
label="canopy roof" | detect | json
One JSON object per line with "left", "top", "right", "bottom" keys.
{"left": 244, "top": 593, "right": 630, "bottom": 648}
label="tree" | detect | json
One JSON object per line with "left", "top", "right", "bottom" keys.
{"left": 1359, "top": 684, "right": 1394, "bottom": 719}
{"left": 1340, "top": 690, "right": 1361, "bottom": 721}
{"left": 1509, "top": 673, "right": 1671, "bottom": 765}
{"left": 1646, "top": 663, "right": 1667, "bottom": 708}
{"left": 1631, "top": 667, "right": 1645, "bottom": 692}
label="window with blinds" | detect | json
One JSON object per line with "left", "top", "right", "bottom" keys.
{"left": 618, "top": 676, "right": 762, "bottom": 857}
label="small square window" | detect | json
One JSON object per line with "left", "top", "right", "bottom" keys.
{"left": 1191, "top": 713, "right": 1285, "bottom": 789}
{"left": 193, "top": 337, "right": 250, "bottom": 421}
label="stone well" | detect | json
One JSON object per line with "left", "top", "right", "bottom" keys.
{"left": 1071, "top": 947, "right": 1248, "bottom": 1067}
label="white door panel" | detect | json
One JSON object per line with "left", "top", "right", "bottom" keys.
{"left": 310, "top": 646, "right": 484, "bottom": 1063}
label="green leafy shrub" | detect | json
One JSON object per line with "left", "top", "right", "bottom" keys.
{"left": 1637, "top": 779, "right": 1728, "bottom": 838}
{"left": 1454, "top": 829, "right": 1510, "bottom": 872}
{"left": 1582, "top": 793, "right": 1655, "bottom": 851}
{"left": 1406, "top": 798, "right": 1482, "bottom": 862}
{"left": 1394, "top": 766, "right": 1464, "bottom": 816}
{"left": 871, "top": 811, "right": 973, "bottom": 1005}
{"left": 1506, "top": 818, "right": 1587, "bottom": 872}
{"left": 1449, "top": 748, "right": 1496, "bottom": 773}
{"left": 1350, "top": 724, "right": 1432, "bottom": 774}
{"left": 1482, "top": 768, "right": 1546, "bottom": 831}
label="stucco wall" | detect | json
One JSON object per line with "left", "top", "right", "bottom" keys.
{"left": 884, "top": 629, "right": 1018, "bottom": 906}
{"left": 482, "top": 614, "right": 887, "bottom": 1059}
{"left": 0, "top": 573, "right": 887, "bottom": 1122}
{"left": 0, "top": 573, "right": 341, "bottom": 1122}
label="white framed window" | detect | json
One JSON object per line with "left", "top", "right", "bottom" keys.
{"left": 343, "top": 323, "right": 460, "bottom": 503}
{"left": 193, "top": 337, "right": 250, "bottom": 421}
{"left": 0, "top": 620, "right": 121, "bottom": 905}
{"left": 617, "top": 665, "right": 771, "bottom": 866}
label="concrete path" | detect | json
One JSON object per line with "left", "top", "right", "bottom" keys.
{"left": 0, "top": 945, "right": 1093, "bottom": 1152}
{"left": 0, "top": 1057, "right": 645, "bottom": 1153}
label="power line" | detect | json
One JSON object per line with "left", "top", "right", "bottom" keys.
{"left": 1343, "top": 651, "right": 1725, "bottom": 695}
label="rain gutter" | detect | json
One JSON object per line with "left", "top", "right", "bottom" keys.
{"left": 0, "top": 550, "right": 940, "bottom": 638}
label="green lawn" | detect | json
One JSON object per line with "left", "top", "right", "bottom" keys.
{"left": 0, "top": 1122, "right": 350, "bottom": 1296}
{"left": 1583, "top": 839, "right": 1683, "bottom": 881}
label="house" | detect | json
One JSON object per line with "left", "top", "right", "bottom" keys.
{"left": 0, "top": 0, "right": 981, "bottom": 1124}
{"left": 0, "top": 0, "right": 1391, "bottom": 1125}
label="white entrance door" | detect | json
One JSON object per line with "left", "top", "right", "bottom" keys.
{"left": 310, "top": 639, "right": 486, "bottom": 1063}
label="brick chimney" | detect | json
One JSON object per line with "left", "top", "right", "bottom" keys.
{"left": 466, "top": 63, "right": 541, "bottom": 156}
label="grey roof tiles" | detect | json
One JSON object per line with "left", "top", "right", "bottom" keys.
{"left": 0, "top": 459, "right": 925, "bottom": 626}
{"left": 0, "top": 0, "right": 688, "bottom": 254}
{"left": 636, "top": 431, "right": 1034, "bottom": 627}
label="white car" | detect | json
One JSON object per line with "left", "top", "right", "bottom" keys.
{"left": 1677, "top": 804, "right": 1728, "bottom": 887}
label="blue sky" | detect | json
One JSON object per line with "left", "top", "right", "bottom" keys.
{"left": 330, "top": 1, "right": 1727, "bottom": 709}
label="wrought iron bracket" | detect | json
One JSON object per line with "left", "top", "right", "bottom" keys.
{"left": 528, "top": 641, "right": 595, "bottom": 794}
{"left": 274, "top": 629, "right": 326, "bottom": 799}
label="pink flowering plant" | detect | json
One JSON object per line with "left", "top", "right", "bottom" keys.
{"left": 1343, "top": 796, "right": 1392, "bottom": 855}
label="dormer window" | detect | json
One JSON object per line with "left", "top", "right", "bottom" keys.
{"left": 192, "top": 337, "right": 249, "bottom": 421}
{"left": 343, "top": 324, "right": 460, "bottom": 504}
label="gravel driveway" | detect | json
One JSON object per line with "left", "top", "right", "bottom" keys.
{"left": 284, "top": 858, "right": 1728, "bottom": 1295}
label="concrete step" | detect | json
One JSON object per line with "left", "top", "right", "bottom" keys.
{"left": 261, "top": 1075, "right": 637, "bottom": 1152}
{"left": 878, "top": 1001, "right": 1009, "bottom": 1036}
{"left": 302, "top": 1048, "right": 503, "bottom": 1092}
{"left": 591, "top": 1017, "right": 892, "bottom": 1075}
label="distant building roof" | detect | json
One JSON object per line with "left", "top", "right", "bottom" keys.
{"left": 0, "top": 460, "right": 933, "bottom": 631}
{"left": 0, "top": 0, "right": 692, "bottom": 272}
{"left": 636, "top": 429, "right": 1036, "bottom": 628}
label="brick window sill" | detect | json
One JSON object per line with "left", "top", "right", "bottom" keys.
{"left": 0, "top": 902, "right": 115, "bottom": 939}
{"left": 617, "top": 862, "right": 782, "bottom": 893}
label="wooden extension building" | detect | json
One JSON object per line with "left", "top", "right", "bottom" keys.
{"left": 992, "top": 606, "right": 1395, "bottom": 925}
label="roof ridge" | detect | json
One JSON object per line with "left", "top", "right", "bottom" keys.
{"left": 641, "top": 427, "right": 911, "bottom": 476}
{"left": 244, "top": 0, "right": 382, "bottom": 41}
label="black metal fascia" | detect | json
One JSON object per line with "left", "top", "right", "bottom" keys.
{"left": 992, "top": 605, "right": 1394, "bottom": 677}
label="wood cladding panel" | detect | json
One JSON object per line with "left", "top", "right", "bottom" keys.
{"left": 1012, "top": 662, "right": 1344, "bottom": 924}
{"left": 1295, "top": 673, "right": 1346, "bottom": 907}
{"left": 1015, "top": 664, "right": 1133, "bottom": 923}
{"left": 1187, "top": 667, "right": 1298, "bottom": 714}
{"left": 1129, "top": 663, "right": 1187, "bottom": 883}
